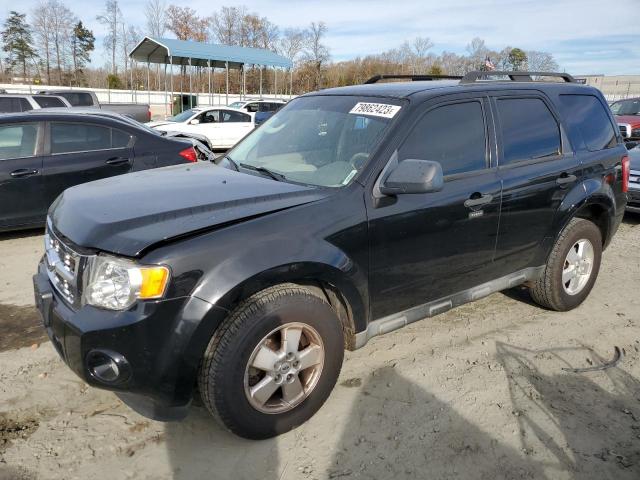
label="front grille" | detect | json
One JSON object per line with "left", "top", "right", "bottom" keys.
{"left": 630, "top": 170, "right": 640, "bottom": 187}
{"left": 44, "top": 222, "right": 89, "bottom": 308}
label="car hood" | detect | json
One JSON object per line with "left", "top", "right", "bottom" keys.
{"left": 147, "top": 120, "right": 176, "bottom": 128}
{"left": 50, "top": 162, "right": 325, "bottom": 256}
{"left": 615, "top": 115, "right": 640, "bottom": 127}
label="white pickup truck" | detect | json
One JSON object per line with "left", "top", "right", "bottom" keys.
{"left": 40, "top": 90, "right": 151, "bottom": 123}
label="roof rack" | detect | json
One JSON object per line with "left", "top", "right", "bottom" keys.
{"left": 460, "top": 71, "right": 576, "bottom": 84}
{"left": 364, "top": 74, "right": 463, "bottom": 84}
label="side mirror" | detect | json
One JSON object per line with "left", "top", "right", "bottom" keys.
{"left": 379, "top": 159, "right": 444, "bottom": 195}
{"left": 189, "top": 119, "right": 200, "bottom": 125}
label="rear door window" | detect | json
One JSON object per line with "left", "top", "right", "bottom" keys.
{"left": 496, "top": 97, "right": 561, "bottom": 165}
{"left": 34, "top": 95, "right": 66, "bottom": 108}
{"left": 558, "top": 94, "right": 617, "bottom": 151}
{"left": 0, "top": 123, "right": 39, "bottom": 160}
{"left": 222, "top": 110, "right": 251, "bottom": 123}
{"left": 399, "top": 100, "right": 487, "bottom": 176}
{"left": 112, "top": 129, "right": 132, "bottom": 148}
{"left": 50, "top": 123, "right": 112, "bottom": 154}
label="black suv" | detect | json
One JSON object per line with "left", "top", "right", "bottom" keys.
{"left": 34, "top": 71, "right": 629, "bottom": 439}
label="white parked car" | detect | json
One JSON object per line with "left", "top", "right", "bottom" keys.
{"left": 148, "top": 107, "right": 255, "bottom": 150}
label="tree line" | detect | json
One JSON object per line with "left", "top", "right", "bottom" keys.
{"left": 0, "top": 1, "right": 560, "bottom": 94}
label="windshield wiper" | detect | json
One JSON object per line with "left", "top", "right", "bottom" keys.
{"left": 240, "top": 163, "right": 287, "bottom": 182}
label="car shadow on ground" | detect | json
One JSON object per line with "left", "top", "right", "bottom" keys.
{"left": 164, "top": 366, "right": 548, "bottom": 480}
{"left": 495, "top": 342, "right": 640, "bottom": 478}
{"left": 164, "top": 346, "right": 640, "bottom": 479}
{"left": 622, "top": 212, "right": 640, "bottom": 226}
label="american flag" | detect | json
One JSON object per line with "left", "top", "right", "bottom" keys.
{"left": 484, "top": 56, "right": 496, "bottom": 71}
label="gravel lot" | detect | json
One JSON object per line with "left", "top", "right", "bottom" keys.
{"left": 1, "top": 216, "right": 639, "bottom": 480}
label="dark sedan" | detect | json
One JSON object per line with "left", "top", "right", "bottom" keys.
{"left": 0, "top": 111, "right": 198, "bottom": 231}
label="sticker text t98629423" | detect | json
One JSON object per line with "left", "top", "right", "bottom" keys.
{"left": 349, "top": 102, "right": 401, "bottom": 119}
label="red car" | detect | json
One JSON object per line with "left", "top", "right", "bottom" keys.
{"left": 611, "top": 97, "right": 640, "bottom": 140}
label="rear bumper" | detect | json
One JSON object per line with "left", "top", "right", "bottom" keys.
{"left": 33, "top": 259, "right": 223, "bottom": 421}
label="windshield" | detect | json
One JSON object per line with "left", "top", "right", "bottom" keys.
{"left": 168, "top": 109, "right": 200, "bottom": 122}
{"left": 228, "top": 101, "right": 245, "bottom": 109}
{"left": 610, "top": 99, "right": 640, "bottom": 116}
{"left": 227, "top": 95, "right": 403, "bottom": 187}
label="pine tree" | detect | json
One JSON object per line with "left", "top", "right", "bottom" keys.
{"left": 1, "top": 11, "right": 37, "bottom": 81}
{"left": 71, "top": 21, "right": 95, "bottom": 85}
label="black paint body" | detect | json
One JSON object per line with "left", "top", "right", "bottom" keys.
{"left": 34, "top": 80, "right": 627, "bottom": 419}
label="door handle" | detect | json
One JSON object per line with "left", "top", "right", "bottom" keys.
{"left": 10, "top": 168, "right": 39, "bottom": 178}
{"left": 464, "top": 193, "right": 493, "bottom": 208}
{"left": 105, "top": 157, "right": 130, "bottom": 166}
{"left": 556, "top": 173, "right": 577, "bottom": 185}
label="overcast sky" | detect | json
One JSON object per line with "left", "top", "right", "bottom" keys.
{"left": 2, "top": 0, "right": 639, "bottom": 75}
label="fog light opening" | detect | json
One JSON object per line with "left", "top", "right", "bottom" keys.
{"left": 86, "top": 350, "right": 130, "bottom": 385}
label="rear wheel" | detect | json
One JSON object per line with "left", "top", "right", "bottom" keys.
{"left": 198, "top": 284, "right": 344, "bottom": 439}
{"left": 530, "top": 218, "right": 602, "bottom": 311}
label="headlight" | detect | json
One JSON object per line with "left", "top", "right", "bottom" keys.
{"left": 83, "top": 255, "right": 170, "bottom": 310}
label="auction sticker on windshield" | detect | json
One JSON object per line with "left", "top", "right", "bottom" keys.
{"left": 349, "top": 102, "right": 401, "bottom": 118}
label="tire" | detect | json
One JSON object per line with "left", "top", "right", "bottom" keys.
{"left": 530, "top": 218, "right": 602, "bottom": 311}
{"left": 198, "top": 283, "right": 344, "bottom": 439}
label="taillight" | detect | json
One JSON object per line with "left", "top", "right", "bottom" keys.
{"left": 148, "top": 109, "right": 152, "bottom": 121}
{"left": 179, "top": 147, "right": 197, "bottom": 163}
{"left": 622, "top": 155, "right": 630, "bottom": 193}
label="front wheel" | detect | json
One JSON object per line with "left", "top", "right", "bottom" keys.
{"left": 530, "top": 218, "right": 602, "bottom": 311}
{"left": 198, "top": 284, "right": 344, "bottom": 439}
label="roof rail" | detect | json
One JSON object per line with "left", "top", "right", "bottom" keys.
{"left": 460, "top": 71, "right": 576, "bottom": 84}
{"left": 364, "top": 74, "right": 463, "bottom": 84}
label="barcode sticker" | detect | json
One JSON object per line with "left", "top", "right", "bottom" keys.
{"left": 349, "top": 102, "right": 401, "bottom": 118}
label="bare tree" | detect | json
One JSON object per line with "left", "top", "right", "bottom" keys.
{"left": 466, "top": 37, "right": 489, "bottom": 70}
{"left": 32, "top": 1, "right": 54, "bottom": 84}
{"left": 526, "top": 50, "right": 559, "bottom": 72}
{"left": 211, "top": 6, "right": 245, "bottom": 45}
{"left": 165, "top": 5, "right": 208, "bottom": 41}
{"left": 121, "top": 23, "right": 141, "bottom": 86}
{"left": 144, "top": 0, "right": 165, "bottom": 89}
{"left": 49, "top": 0, "right": 74, "bottom": 84}
{"left": 144, "top": 0, "right": 166, "bottom": 38}
{"left": 303, "top": 21, "right": 329, "bottom": 89}
{"left": 411, "top": 36, "right": 433, "bottom": 72}
{"left": 279, "top": 28, "right": 305, "bottom": 64}
{"left": 97, "top": 0, "right": 122, "bottom": 75}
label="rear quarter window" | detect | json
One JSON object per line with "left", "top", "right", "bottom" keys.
{"left": 496, "top": 97, "right": 561, "bottom": 165}
{"left": 34, "top": 96, "right": 65, "bottom": 108}
{"left": 558, "top": 94, "right": 617, "bottom": 151}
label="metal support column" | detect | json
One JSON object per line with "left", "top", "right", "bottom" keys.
{"left": 242, "top": 65, "right": 246, "bottom": 101}
{"left": 225, "top": 61, "right": 229, "bottom": 105}
{"left": 164, "top": 62, "right": 168, "bottom": 117}
{"left": 259, "top": 67, "right": 263, "bottom": 98}
{"left": 274, "top": 68, "right": 278, "bottom": 98}
{"left": 188, "top": 58, "right": 193, "bottom": 108}
{"left": 147, "top": 60, "right": 151, "bottom": 106}
{"left": 169, "top": 56, "right": 174, "bottom": 116}
{"left": 130, "top": 66, "right": 134, "bottom": 102}
{"left": 208, "top": 60, "right": 212, "bottom": 106}
{"left": 289, "top": 69, "right": 293, "bottom": 99}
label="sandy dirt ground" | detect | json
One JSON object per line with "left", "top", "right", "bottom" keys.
{"left": 0, "top": 216, "right": 639, "bottom": 480}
